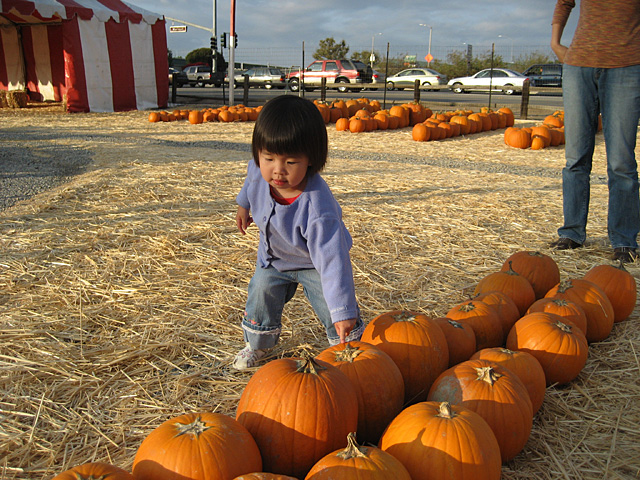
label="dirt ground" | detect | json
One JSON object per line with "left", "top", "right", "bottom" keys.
{"left": 1, "top": 100, "right": 639, "bottom": 480}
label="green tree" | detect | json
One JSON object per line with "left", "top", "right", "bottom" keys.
{"left": 313, "top": 37, "right": 349, "bottom": 60}
{"left": 350, "top": 49, "right": 383, "bottom": 67}
{"left": 168, "top": 49, "right": 174, "bottom": 67}
{"left": 185, "top": 47, "right": 227, "bottom": 71}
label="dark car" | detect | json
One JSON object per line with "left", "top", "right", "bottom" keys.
{"left": 233, "top": 66, "right": 286, "bottom": 89}
{"left": 168, "top": 67, "right": 187, "bottom": 87}
{"left": 522, "top": 64, "right": 563, "bottom": 88}
{"left": 183, "top": 65, "right": 212, "bottom": 87}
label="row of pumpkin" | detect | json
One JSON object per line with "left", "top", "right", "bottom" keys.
{"left": 53, "top": 252, "right": 635, "bottom": 480}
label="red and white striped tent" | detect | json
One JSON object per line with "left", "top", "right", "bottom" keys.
{"left": 0, "top": 0, "right": 168, "bottom": 112}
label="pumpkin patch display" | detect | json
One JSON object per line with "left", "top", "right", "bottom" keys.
{"left": 236, "top": 356, "right": 358, "bottom": 479}
{"left": 132, "top": 412, "right": 262, "bottom": 480}
{"left": 427, "top": 359, "right": 533, "bottom": 462}
{"left": 501, "top": 251, "right": 560, "bottom": 300}
{"left": 306, "top": 432, "right": 411, "bottom": 480}
{"left": 360, "top": 310, "right": 449, "bottom": 405}
{"left": 379, "top": 401, "right": 502, "bottom": 480}
{"left": 544, "top": 278, "right": 615, "bottom": 343}
{"left": 583, "top": 262, "right": 637, "bottom": 323}
{"left": 53, "top": 462, "right": 134, "bottom": 480}
{"left": 316, "top": 341, "right": 404, "bottom": 445}
{"left": 506, "top": 312, "right": 589, "bottom": 386}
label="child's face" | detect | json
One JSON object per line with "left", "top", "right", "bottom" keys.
{"left": 258, "top": 150, "right": 310, "bottom": 198}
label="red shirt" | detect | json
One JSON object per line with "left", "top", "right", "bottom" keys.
{"left": 553, "top": 0, "right": 640, "bottom": 68}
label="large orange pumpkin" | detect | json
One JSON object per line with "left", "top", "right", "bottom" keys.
{"left": 53, "top": 462, "right": 134, "bottom": 480}
{"left": 445, "top": 300, "right": 504, "bottom": 349}
{"left": 583, "top": 262, "right": 637, "bottom": 323}
{"left": 526, "top": 297, "right": 588, "bottom": 336}
{"left": 470, "top": 347, "right": 546, "bottom": 415}
{"left": 433, "top": 317, "right": 477, "bottom": 367}
{"left": 236, "top": 356, "right": 358, "bottom": 479}
{"left": 316, "top": 341, "right": 404, "bottom": 445}
{"left": 379, "top": 402, "right": 501, "bottom": 480}
{"left": 133, "top": 412, "right": 262, "bottom": 480}
{"left": 474, "top": 263, "right": 536, "bottom": 316}
{"left": 544, "top": 278, "right": 614, "bottom": 343}
{"left": 501, "top": 251, "right": 560, "bottom": 299}
{"left": 427, "top": 359, "right": 533, "bottom": 462}
{"left": 360, "top": 310, "right": 449, "bottom": 405}
{"left": 306, "top": 432, "right": 411, "bottom": 480}
{"left": 506, "top": 312, "right": 589, "bottom": 385}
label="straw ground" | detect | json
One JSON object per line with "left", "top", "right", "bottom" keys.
{"left": 1, "top": 103, "right": 639, "bottom": 479}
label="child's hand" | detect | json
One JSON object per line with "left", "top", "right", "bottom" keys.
{"left": 236, "top": 206, "right": 253, "bottom": 234}
{"left": 334, "top": 318, "right": 356, "bottom": 343}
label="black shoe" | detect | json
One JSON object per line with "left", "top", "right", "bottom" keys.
{"left": 550, "top": 237, "right": 583, "bottom": 250}
{"left": 612, "top": 247, "right": 638, "bottom": 263}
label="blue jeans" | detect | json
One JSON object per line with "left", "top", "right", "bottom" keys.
{"left": 241, "top": 265, "right": 364, "bottom": 350}
{"left": 559, "top": 64, "right": 640, "bottom": 248}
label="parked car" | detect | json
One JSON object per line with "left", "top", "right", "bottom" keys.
{"left": 232, "top": 66, "right": 286, "bottom": 89}
{"left": 448, "top": 68, "right": 529, "bottom": 95}
{"left": 522, "top": 63, "right": 563, "bottom": 88}
{"left": 385, "top": 68, "right": 448, "bottom": 90}
{"left": 183, "top": 65, "right": 213, "bottom": 87}
{"left": 286, "top": 59, "right": 373, "bottom": 93}
{"left": 168, "top": 67, "right": 187, "bottom": 87}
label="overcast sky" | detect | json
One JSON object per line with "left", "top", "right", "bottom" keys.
{"left": 134, "top": 0, "right": 579, "bottom": 64}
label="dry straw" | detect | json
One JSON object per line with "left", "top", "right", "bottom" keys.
{"left": 1, "top": 103, "right": 638, "bottom": 479}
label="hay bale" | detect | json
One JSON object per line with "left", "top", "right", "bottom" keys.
{"left": 0, "top": 90, "right": 29, "bottom": 108}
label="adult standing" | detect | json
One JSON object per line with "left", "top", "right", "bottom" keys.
{"left": 549, "top": 0, "right": 640, "bottom": 262}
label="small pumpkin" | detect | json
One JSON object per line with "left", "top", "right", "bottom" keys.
{"left": 306, "top": 432, "right": 411, "bottom": 480}
{"left": 506, "top": 312, "right": 588, "bottom": 385}
{"left": 360, "top": 310, "right": 449, "bottom": 405}
{"left": 316, "top": 341, "right": 404, "bottom": 445}
{"left": 335, "top": 117, "right": 349, "bottom": 131}
{"left": 433, "top": 317, "right": 477, "bottom": 367}
{"left": 501, "top": 251, "right": 560, "bottom": 300}
{"left": 133, "top": 412, "right": 262, "bottom": 480}
{"left": 474, "top": 262, "right": 536, "bottom": 316}
{"left": 470, "top": 347, "right": 546, "bottom": 414}
{"left": 52, "top": 462, "right": 134, "bottom": 480}
{"left": 236, "top": 355, "right": 358, "bottom": 479}
{"left": 188, "top": 110, "right": 204, "bottom": 124}
{"left": 583, "top": 262, "right": 637, "bottom": 323}
{"left": 544, "top": 278, "right": 614, "bottom": 343}
{"left": 412, "top": 123, "right": 429, "bottom": 141}
{"left": 379, "top": 401, "right": 501, "bottom": 480}
{"left": 427, "top": 359, "right": 533, "bottom": 462}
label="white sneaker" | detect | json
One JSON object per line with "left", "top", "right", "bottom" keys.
{"left": 232, "top": 344, "right": 266, "bottom": 370}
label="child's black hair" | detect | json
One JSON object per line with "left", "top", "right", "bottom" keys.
{"left": 252, "top": 95, "right": 328, "bottom": 175}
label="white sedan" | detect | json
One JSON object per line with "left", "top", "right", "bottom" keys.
{"left": 448, "top": 68, "right": 529, "bottom": 95}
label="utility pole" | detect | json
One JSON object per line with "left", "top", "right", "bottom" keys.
{"left": 228, "top": 0, "right": 236, "bottom": 106}
{"left": 212, "top": 0, "right": 217, "bottom": 73}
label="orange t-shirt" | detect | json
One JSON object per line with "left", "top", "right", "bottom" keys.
{"left": 553, "top": 0, "right": 640, "bottom": 68}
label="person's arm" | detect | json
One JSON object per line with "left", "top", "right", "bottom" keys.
{"left": 236, "top": 206, "right": 253, "bottom": 234}
{"left": 551, "top": 22, "right": 569, "bottom": 62}
{"left": 334, "top": 318, "right": 356, "bottom": 343}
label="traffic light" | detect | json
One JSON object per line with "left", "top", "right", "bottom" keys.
{"left": 210, "top": 36, "right": 217, "bottom": 51}
{"left": 234, "top": 32, "right": 238, "bottom": 47}
{"left": 220, "top": 32, "right": 227, "bottom": 49}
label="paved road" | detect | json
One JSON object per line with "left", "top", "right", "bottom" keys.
{"left": 171, "top": 84, "right": 563, "bottom": 113}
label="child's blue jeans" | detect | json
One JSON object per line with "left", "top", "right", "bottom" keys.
{"left": 241, "top": 264, "right": 364, "bottom": 350}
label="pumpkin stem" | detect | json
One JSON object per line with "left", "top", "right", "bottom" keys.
{"left": 458, "top": 302, "right": 477, "bottom": 313}
{"left": 505, "top": 260, "right": 521, "bottom": 276}
{"left": 554, "top": 320, "right": 573, "bottom": 333}
{"left": 73, "top": 475, "right": 109, "bottom": 480}
{"left": 437, "top": 401, "right": 457, "bottom": 419}
{"left": 392, "top": 311, "right": 418, "bottom": 322}
{"left": 475, "top": 366, "right": 503, "bottom": 385}
{"left": 552, "top": 298, "right": 570, "bottom": 307}
{"left": 555, "top": 279, "right": 573, "bottom": 294}
{"left": 174, "top": 415, "right": 211, "bottom": 438}
{"left": 336, "top": 432, "right": 369, "bottom": 459}
{"left": 333, "top": 343, "right": 363, "bottom": 363}
{"left": 296, "top": 354, "right": 327, "bottom": 375}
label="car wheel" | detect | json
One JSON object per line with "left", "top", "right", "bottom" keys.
{"left": 196, "top": 78, "right": 204, "bottom": 88}
{"left": 421, "top": 81, "right": 432, "bottom": 91}
{"left": 264, "top": 82, "right": 272, "bottom": 89}
{"left": 504, "top": 84, "right": 515, "bottom": 95}
{"left": 336, "top": 79, "right": 349, "bottom": 93}
{"left": 451, "top": 83, "right": 464, "bottom": 94}
{"left": 386, "top": 81, "right": 395, "bottom": 91}
{"left": 288, "top": 78, "right": 300, "bottom": 92}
